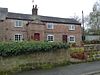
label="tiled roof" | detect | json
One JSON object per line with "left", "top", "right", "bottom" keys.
{"left": 7, "top": 12, "right": 32, "bottom": 21}
{"left": 7, "top": 12, "right": 81, "bottom": 25}
{"left": 39, "top": 16, "right": 81, "bottom": 24}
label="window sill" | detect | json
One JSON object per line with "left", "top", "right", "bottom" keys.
{"left": 48, "top": 41, "right": 54, "bottom": 42}
{"left": 47, "top": 28, "right": 54, "bottom": 30}
{"left": 69, "top": 41, "right": 75, "bottom": 43}
{"left": 14, "top": 26, "right": 23, "bottom": 28}
{"left": 68, "top": 29, "right": 75, "bottom": 31}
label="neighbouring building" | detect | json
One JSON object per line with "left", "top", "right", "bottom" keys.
{"left": 0, "top": 5, "right": 82, "bottom": 45}
{"left": 85, "top": 35, "right": 100, "bottom": 41}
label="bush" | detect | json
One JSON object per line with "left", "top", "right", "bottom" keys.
{"left": 70, "top": 47, "right": 86, "bottom": 60}
{"left": 0, "top": 41, "right": 69, "bottom": 57}
{"left": 70, "top": 52, "right": 87, "bottom": 60}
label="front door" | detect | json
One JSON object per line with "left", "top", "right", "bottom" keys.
{"left": 62, "top": 35, "right": 67, "bottom": 43}
{"left": 34, "top": 33, "right": 40, "bottom": 41}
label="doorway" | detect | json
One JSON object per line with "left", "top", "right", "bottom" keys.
{"left": 34, "top": 33, "right": 40, "bottom": 41}
{"left": 62, "top": 35, "right": 67, "bottom": 43}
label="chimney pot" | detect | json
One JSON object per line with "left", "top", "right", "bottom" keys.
{"left": 32, "top": 5, "right": 38, "bottom": 15}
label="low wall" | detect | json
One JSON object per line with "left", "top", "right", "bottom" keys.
{"left": 84, "top": 44, "right": 100, "bottom": 61}
{"left": 0, "top": 49, "right": 69, "bottom": 75}
{"left": 30, "top": 49, "right": 69, "bottom": 63}
{"left": 84, "top": 44, "right": 100, "bottom": 52}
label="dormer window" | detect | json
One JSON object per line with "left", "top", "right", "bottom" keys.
{"left": 15, "top": 20, "right": 23, "bottom": 27}
{"left": 69, "top": 25, "right": 75, "bottom": 30}
{"left": 47, "top": 23, "right": 54, "bottom": 29}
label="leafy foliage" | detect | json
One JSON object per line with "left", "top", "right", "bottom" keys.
{"left": 0, "top": 41, "right": 69, "bottom": 57}
{"left": 86, "top": 1, "right": 100, "bottom": 34}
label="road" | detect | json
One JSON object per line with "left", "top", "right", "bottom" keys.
{"left": 14, "top": 61, "right": 100, "bottom": 75}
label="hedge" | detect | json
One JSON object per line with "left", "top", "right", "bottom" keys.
{"left": 0, "top": 41, "right": 69, "bottom": 57}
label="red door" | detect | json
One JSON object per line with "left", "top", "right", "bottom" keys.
{"left": 34, "top": 33, "right": 40, "bottom": 41}
{"left": 62, "top": 35, "right": 67, "bottom": 43}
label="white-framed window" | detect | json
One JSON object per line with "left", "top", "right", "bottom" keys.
{"left": 69, "top": 25, "right": 75, "bottom": 30}
{"left": 15, "top": 20, "right": 23, "bottom": 27}
{"left": 14, "top": 34, "right": 23, "bottom": 41}
{"left": 68, "top": 35, "right": 75, "bottom": 42}
{"left": 47, "top": 23, "right": 54, "bottom": 29}
{"left": 47, "top": 34, "right": 54, "bottom": 42}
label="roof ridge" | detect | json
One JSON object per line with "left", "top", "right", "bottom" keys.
{"left": 8, "top": 12, "right": 73, "bottom": 20}
{"left": 8, "top": 12, "right": 32, "bottom": 16}
{"left": 39, "top": 15, "right": 73, "bottom": 20}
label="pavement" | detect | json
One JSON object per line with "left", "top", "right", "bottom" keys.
{"left": 81, "top": 70, "right": 100, "bottom": 75}
{"left": 15, "top": 61, "right": 100, "bottom": 75}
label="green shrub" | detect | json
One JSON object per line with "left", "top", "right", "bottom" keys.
{"left": 70, "top": 47, "right": 84, "bottom": 53}
{"left": 0, "top": 41, "right": 69, "bottom": 57}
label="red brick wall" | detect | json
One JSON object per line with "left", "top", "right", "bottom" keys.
{"left": 45, "top": 23, "right": 82, "bottom": 45}
{"left": 0, "top": 19, "right": 82, "bottom": 45}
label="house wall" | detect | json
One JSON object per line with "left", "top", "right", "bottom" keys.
{"left": 0, "top": 19, "right": 82, "bottom": 45}
{"left": 0, "top": 19, "right": 45, "bottom": 41}
{"left": 67, "top": 24, "right": 82, "bottom": 45}
{"left": 27, "top": 22, "right": 45, "bottom": 41}
{"left": 0, "top": 21, "right": 5, "bottom": 41}
{"left": 0, "top": 19, "right": 28, "bottom": 41}
{"left": 45, "top": 23, "right": 82, "bottom": 45}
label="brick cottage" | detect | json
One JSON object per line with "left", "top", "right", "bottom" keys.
{"left": 0, "top": 5, "right": 82, "bottom": 45}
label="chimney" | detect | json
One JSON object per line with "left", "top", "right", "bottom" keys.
{"left": 0, "top": 7, "right": 8, "bottom": 21}
{"left": 32, "top": 5, "right": 38, "bottom": 15}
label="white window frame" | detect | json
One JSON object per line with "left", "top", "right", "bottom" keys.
{"left": 69, "top": 25, "right": 75, "bottom": 30}
{"left": 68, "top": 35, "right": 75, "bottom": 43}
{"left": 15, "top": 20, "right": 23, "bottom": 27}
{"left": 47, "top": 34, "right": 54, "bottom": 42}
{"left": 47, "top": 23, "right": 54, "bottom": 29}
{"left": 14, "top": 33, "right": 23, "bottom": 41}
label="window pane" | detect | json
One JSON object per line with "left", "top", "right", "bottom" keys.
{"left": 19, "top": 35, "right": 21, "bottom": 41}
{"left": 48, "top": 25, "right": 52, "bottom": 28}
{"left": 15, "top": 34, "right": 22, "bottom": 41}
{"left": 47, "top": 35, "right": 54, "bottom": 41}
{"left": 15, "top": 20, "right": 22, "bottom": 27}
{"left": 47, "top": 23, "right": 54, "bottom": 29}
{"left": 69, "top": 35, "right": 75, "bottom": 42}
{"left": 50, "top": 36, "right": 53, "bottom": 41}
{"left": 16, "top": 21, "right": 18, "bottom": 27}
{"left": 15, "top": 35, "right": 18, "bottom": 41}
{"left": 69, "top": 26, "right": 71, "bottom": 29}
{"left": 70, "top": 37, "right": 74, "bottom": 41}
{"left": 19, "top": 21, "right": 22, "bottom": 26}
{"left": 69, "top": 25, "right": 75, "bottom": 30}
{"left": 48, "top": 36, "right": 51, "bottom": 41}
{"left": 72, "top": 25, "right": 75, "bottom": 30}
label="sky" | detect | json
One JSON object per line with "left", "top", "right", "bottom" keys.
{"left": 0, "top": 0, "right": 98, "bottom": 18}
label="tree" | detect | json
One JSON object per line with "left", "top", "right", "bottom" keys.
{"left": 71, "top": 14, "right": 81, "bottom": 22}
{"left": 87, "top": 1, "right": 100, "bottom": 34}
